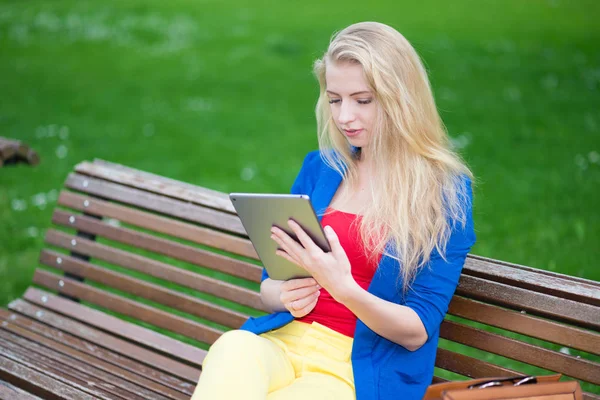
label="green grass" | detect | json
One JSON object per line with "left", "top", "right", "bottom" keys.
{"left": 0, "top": 0, "right": 599, "bottom": 393}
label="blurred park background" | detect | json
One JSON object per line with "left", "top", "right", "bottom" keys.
{"left": 0, "top": 0, "right": 599, "bottom": 357}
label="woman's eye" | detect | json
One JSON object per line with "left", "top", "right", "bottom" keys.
{"left": 328, "top": 99, "right": 341, "bottom": 104}
{"left": 358, "top": 99, "right": 372, "bottom": 105}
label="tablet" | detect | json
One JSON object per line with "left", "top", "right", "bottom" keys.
{"left": 229, "top": 193, "right": 331, "bottom": 281}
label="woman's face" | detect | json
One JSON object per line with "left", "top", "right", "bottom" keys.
{"left": 325, "top": 61, "right": 377, "bottom": 149}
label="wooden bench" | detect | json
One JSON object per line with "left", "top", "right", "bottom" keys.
{"left": 0, "top": 137, "right": 40, "bottom": 167}
{"left": 0, "top": 159, "right": 598, "bottom": 400}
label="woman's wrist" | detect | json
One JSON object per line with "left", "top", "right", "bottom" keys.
{"left": 260, "top": 278, "right": 286, "bottom": 312}
{"left": 330, "top": 277, "right": 363, "bottom": 305}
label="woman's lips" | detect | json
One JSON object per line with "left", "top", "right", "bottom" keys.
{"left": 344, "top": 129, "right": 363, "bottom": 137}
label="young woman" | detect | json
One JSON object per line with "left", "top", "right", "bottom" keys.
{"left": 191, "top": 21, "right": 475, "bottom": 400}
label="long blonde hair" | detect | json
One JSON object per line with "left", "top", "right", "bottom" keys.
{"left": 313, "top": 22, "right": 474, "bottom": 293}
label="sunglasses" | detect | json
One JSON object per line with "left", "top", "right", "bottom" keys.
{"left": 468, "top": 376, "right": 538, "bottom": 390}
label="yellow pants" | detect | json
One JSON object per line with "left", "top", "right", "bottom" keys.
{"left": 191, "top": 321, "right": 355, "bottom": 400}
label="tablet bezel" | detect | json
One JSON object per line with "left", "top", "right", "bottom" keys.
{"left": 229, "top": 193, "right": 330, "bottom": 281}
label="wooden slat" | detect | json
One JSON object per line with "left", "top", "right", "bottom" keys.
{"left": 44, "top": 229, "right": 264, "bottom": 311}
{"left": 0, "top": 378, "right": 43, "bottom": 400}
{"left": 39, "top": 250, "right": 249, "bottom": 329}
{"left": 92, "top": 160, "right": 232, "bottom": 203}
{"left": 13, "top": 289, "right": 207, "bottom": 373}
{"left": 1, "top": 339, "right": 149, "bottom": 400}
{"left": 448, "top": 296, "right": 600, "bottom": 355}
{"left": 51, "top": 209, "right": 262, "bottom": 283}
{"left": 0, "top": 314, "right": 191, "bottom": 399}
{"left": 0, "top": 333, "right": 174, "bottom": 400}
{"left": 58, "top": 191, "right": 258, "bottom": 260}
{"left": 33, "top": 270, "right": 225, "bottom": 345}
{"left": 435, "top": 348, "right": 519, "bottom": 378}
{"left": 457, "top": 275, "right": 600, "bottom": 330}
{"left": 0, "top": 352, "right": 109, "bottom": 400}
{"left": 64, "top": 173, "right": 246, "bottom": 235}
{"left": 467, "top": 254, "right": 600, "bottom": 286}
{"left": 440, "top": 321, "right": 600, "bottom": 384}
{"left": 3, "top": 302, "right": 201, "bottom": 384}
{"left": 76, "top": 161, "right": 236, "bottom": 214}
{"left": 463, "top": 256, "right": 600, "bottom": 307}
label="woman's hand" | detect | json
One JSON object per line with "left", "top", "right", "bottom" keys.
{"left": 271, "top": 220, "right": 359, "bottom": 303}
{"left": 280, "top": 278, "right": 321, "bottom": 318}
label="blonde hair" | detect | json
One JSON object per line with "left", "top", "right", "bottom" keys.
{"left": 313, "top": 22, "right": 474, "bottom": 293}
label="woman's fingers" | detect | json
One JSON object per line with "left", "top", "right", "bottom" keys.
{"left": 271, "top": 227, "right": 305, "bottom": 261}
{"left": 281, "top": 277, "right": 318, "bottom": 291}
{"left": 289, "top": 291, "right": 320, "bottom": 317}
{"left": 287, "top": 220, "right": 320, "bottom": 253}
{"left": 280, "top": 283, "right": 320, "bottom": 305}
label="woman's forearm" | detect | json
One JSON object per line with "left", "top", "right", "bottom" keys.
{"left": 337, "top": 283, "right": 428, "bottom": 351}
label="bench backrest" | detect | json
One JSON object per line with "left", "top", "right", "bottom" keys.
{"left": 27, "top": 160, "right": 600, "bottom": 398}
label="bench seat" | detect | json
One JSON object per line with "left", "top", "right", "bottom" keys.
{"left": 0, "top": 159, "right": 598, "bottom": 399}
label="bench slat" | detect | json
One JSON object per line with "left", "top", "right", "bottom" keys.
{"left": 33, "top": 270, "right": 225, "bottom": 345}
{"left": 3, "top": 302, "right": 201, "bottom": 384}
{"left": 76, "top": 161, "right": 236, "bottom": 214}
{"left": 39, "top": 250, "right": 250, "bottom": 329}
{"left": 91, "top": 159, "right": 234, "bottom": 205}
{"left": 52, "top": 209, "right": 262, "bottom": 283}
{"left": 15, "top": 289, "right": 206, "bottom": 373}
{"left": 0, "top": 378, "right": 43, "bottom": 400}
{"left": 65, "top": 173, "right": 245, "bottom": 235}
{"left": 0, "top": 351, "right": 111, "bottom": 399}
{"left": 440, "top": 321, "right": 600, "bottom": 384}
{"left": 457, "top": 275, "right": 600, "bottom": 330}
{"left": 44, "top": 230, "right": 264, "bottom": 310}
{"left": 448, "top": 296, "right": 600, "bottom": 355}
{"left": 463, "top": 256, "right": 600, "bottom": 307}
{"left": 58, "top": 191, "right": 258, "bottom": 260}
{"left": 0, "top": 313, "right": 191, "bottom": 399}
{"left": 435, "top": 348, "right": 519, "bottom": 378}
{"left": 0, "top": 337, "right": 157, "bottom": 400}
{"left": 0, "top": 356, "right": 95, "bottom": 400}
{"left": 467, "top": 254, "right": 600, "bottom": 286}
{"left": 0, "top": 331, "right": 177, "bottom": 400}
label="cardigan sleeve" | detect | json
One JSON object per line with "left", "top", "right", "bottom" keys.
{"left": 261, "top": 151, "right": 319, "bottom": 282}
{"left": 403, "top": 177, "right": 476, "bottom": 339}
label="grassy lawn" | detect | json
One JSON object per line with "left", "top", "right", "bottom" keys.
{"left": 0, "top": 0, "right": 598, "bottom": 392}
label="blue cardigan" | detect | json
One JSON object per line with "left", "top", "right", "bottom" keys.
{"left": 240, "top": 150, "right": 476, "bottom": 400}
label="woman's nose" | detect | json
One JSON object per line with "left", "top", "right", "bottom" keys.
{"left": 337, "top": 103, "right": 356, "bottom": 124}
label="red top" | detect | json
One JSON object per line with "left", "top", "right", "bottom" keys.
{"left": 297, "top": 208, "right": 381, "bottom": 337}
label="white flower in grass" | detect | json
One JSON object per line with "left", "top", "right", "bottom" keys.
{"left": 186, "top": 98, "right": 213, "bottom": 112}
{"left": 105, "top": 218, "right": 121, "bottom": 228}
{"left": 11, "top": 199, "right": 27, "bottom": 212}
{"left": 56, "top": 144, "right": 68, "bottom": 159}
{"left": 241, "top": 165, "right": 256, "bottom": 181}
{"left": 559, "top": 347, "right": 571, "bottom": 355}
{"left": 59, "top": 126, "right": 70, "bottom": 140}
{"left": 32, "top": 193, "right": 47, "bottom": 209}
{"left": 589, "top": 151, "right": 599, "bottom": 164}
{"left": 450, "top": 133, "right": 472, "bottom": 150}
{"left": 26, "top": 227, "right": 39, "bottom": 238}
{"left": 47, "top": 189, "right": 58, "bottom": 202}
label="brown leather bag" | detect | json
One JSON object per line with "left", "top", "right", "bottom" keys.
{"left": 441, "top": 381, "right": 582, "bottom": 399}
{"left": 423, "top": 374, "right": 565, "bottom": 400}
